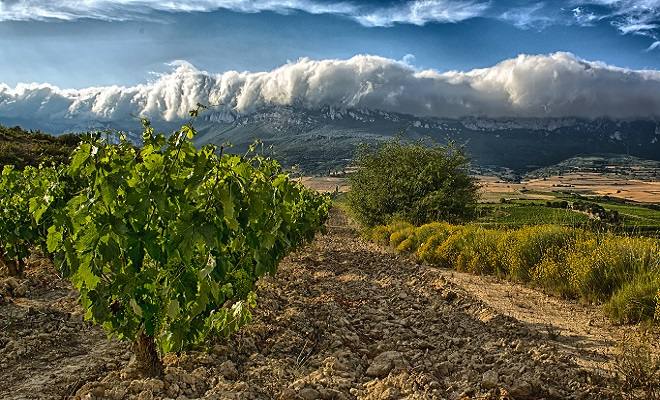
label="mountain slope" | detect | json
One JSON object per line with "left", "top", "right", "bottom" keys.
{"left": 193, "top": 106, "right": 660, "bottom": 173}
{"left": 2, "top": 105, "right": 659, "bottom": 173}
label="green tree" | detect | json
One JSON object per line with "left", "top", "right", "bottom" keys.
{"left": 348, "top": 140, "right": 479, "bottom": 226}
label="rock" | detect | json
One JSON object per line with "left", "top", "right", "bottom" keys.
{"left": 279, "top": 388, "right": 300, "bottom": 400}
{"left": 218, "top": 360, "right": 238, "bottom": 381}
{"left": 366, "top": 351, "right": 407, "bottom": 378}
{"left": 299, "top": 387, "right": 320, "bottom": 400}
{"left": 137, "top": 390, "right": 154, "bottom": 400}
{"left": 509, "top": 380, "right": 533, "bottom": 398}
{"left": 13, "top": 284, "right": 28, "bottom": 297}
{"left": 318, "top": 388, "right": 345, "bottom": 400}
{"left": 481, "top": 370, "right": 499, "bottom": 389}
{"left": 379, "top": 387, "right": 400, "bottom": 400}
{"left": 443, "top": 290, "right": 458, "bottom": 303}
{"left": 436, "top": 361, "right": 451, "bottom": 376}
{"left": 5, "top": 277, "right": 19, "bottom": 290}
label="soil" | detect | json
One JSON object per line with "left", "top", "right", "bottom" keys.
{"left": 0, "top": 209, "right": 657, "bottom": 400}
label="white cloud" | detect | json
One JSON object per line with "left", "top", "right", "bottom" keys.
{"left": 573, "top": 0, "right": 660, "bottom": 38}
{"left": 0, "top": 0, "right": 488, "bottom": 26}
{"left": 498, "top": 3, "right": 557, "bottom": 30}
{"left": 2, "top": 53, "right": 660, "bottom": 123}
{"left": 353, "top": 0, "right": 489, "bottom": 27}
{"left": 646, "top": 40, "right": 660, "bottom": 51}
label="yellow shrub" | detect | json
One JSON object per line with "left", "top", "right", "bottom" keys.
{"left": 370, "top": 226, "right": 393, "bottom": 246}
{"left": 500, "top": 225, "right": 578, "bottom": 282}
{"left": 568, "top": 236, "right": 660, "bottom": 302}
{"left": 390, "top": 226, "right": 415, "bottom": 249}
{"left": 416, "top": 226, "right": 457, "bottom": 263}
{"left": 414, "top": 222, "right": 450, "bottom": 243}
{"left": 605, "top": 272, "right": 660, "bottom": 324}
{"left": 368, "top": 219, "right": 660, "bottom": 323}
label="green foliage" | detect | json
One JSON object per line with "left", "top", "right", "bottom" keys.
{"left": 36, "top": 121, "right": 330, "bottom": 354}
{"left": 370, "top": 221, "right": 660, "bottom": 323}
{"left": 347, "top": 140, "right": 479, "bottom": 227}
{"left": 605, "top": 273, "right": 660, "bottom": 324}
{"left": 0, "top": 124, "right": 79, "bottom": 168}
{"left": 0, "top": 165, "right": 38, "bottom": 274}
{"left": 476, "top": 202, "right": 591, "bottom": 227}
{"left": 0, "top": 164, "right": 73, "bottom": 275}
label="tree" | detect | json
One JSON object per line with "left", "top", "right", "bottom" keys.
{"left": 348, "top": 140, "right": 479, "bottom": 227}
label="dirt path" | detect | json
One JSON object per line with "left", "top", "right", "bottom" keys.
{"left": 436, "top": 270, "right": 660, "bottom": 373}
{"left": 1, "top": 209, "right": 650, "bottom": 399}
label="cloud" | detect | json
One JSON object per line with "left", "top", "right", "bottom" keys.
{"left": 0, "top": 0, "right": 488, "bottom": 26}
{"left": 573, "top": 1, "right": 660, "bottom": 39}
{"left": 2, "top": 53, "right": 660, "bottom": 124}
{"left": 647, "top": 40, "right": 660, "bottom": 51}
{"left": 498, "top": 2, "right": 559, "bottom": 30}
{"left": 352, "top": 0, "right": 489, "bottom": 27}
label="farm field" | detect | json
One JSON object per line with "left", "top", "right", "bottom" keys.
{"left": 304, "top": 173, "right": 660, "bottom": 232}
{"left": 1, "top": 208, "right": 654, "bottom": 399}
{"left": 479, "top": 173, "right": 660, "bottom": 204}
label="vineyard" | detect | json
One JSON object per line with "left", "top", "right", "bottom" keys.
{"left": 1, "top": 128, "right": 659, "bottom": 399}
{"left": 0, "top": 118, "right": 330, "bottom": 375}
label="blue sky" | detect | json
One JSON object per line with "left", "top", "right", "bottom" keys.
{"left": 1, "top": 0, "right": 660, "bottom": 88}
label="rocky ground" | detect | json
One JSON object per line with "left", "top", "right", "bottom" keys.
{"left": 1, "top": 209, "right": 657, "bottom": 399}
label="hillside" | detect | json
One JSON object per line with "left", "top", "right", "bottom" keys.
{"left": 1, "top": 209, "right": 656, "bottom": 399}
{"left": 192, "top": 106, "right": 660, "bottom": 173}
{"left": 5, "top": 106, "right": 660, "bottom": 174}
{"left": 525, "top": 154, "right": 660, "bottom": 181}
{"left": 0, "top": 125, "right": 79, "bottom": 168}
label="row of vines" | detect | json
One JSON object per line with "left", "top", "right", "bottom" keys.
{"left": 0, "top": 117, "right": 330, "bottom": 375}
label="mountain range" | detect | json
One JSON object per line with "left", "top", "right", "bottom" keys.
{"left": 3, "top": 105, "right": 660, "bottom": 174}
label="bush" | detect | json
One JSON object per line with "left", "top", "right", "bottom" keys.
{"left": 348, "top": 141, "right": 479, "bottom": 227}
{"left": 369, "top": 220, "right": 660, "bottom": 323}
{"left": 501, "top": 225, "right": 578, "bottom": 282}
{"left": 606, "top": 273, "right": 660, "bottom": 324}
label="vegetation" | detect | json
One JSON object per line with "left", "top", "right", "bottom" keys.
{"left": 0, "top": 118, "right": 330, "bottom": 375}
{"left": 347, "top": 140, "right": 479, "bottom": 227}
{"left": 615, "top": 338, "right": 659, "bottom": 399}
{"left": 476, "top": 201, "right": 592, "bottom": 227}
{"left": 475, "top": 197, "right": 660, "bottom": 235}
{"left": 370, "top": 221, "right": 660, "bottom": 323}
{"left": 0, "top": 124, "right": 79, "bottom": 168}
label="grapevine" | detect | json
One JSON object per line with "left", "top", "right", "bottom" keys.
{"left": 43, "top": 120, "right": 330, "bottom": 375}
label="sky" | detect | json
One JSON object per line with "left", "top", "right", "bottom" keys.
{"left": 1, "top": 0, "right": 660, "bottom": 121}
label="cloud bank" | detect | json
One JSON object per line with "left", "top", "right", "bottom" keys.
{"left": 2, "top": 53, "right": 660, "bottom": 123}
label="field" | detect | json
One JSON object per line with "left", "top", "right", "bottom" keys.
{"left": 475, "top": 201, "right": 592, "bottom": 226}
{"left": 1, "top": 133, "right": 659, "bottom": 399}
{"left": 305, "top": 173, "right": 660, "bottom": 232}
{"left": 3, "top": 208, "right": 657, "bottom": 400}
{"left": 479, "top": 173, "right": 660, "bottom": 204}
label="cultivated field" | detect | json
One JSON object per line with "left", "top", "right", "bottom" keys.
{"left": 479, "top": 173, "right": 660, "bottom": 204}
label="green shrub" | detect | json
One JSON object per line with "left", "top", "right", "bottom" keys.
{"left": 567, "top": 236, "right": 660, "bottom": 302}
{"left": 348, "top": 141, "right": 479, "bottom": 227}
{"left": 605, "top": 273, "right": 660, "bottom": 324}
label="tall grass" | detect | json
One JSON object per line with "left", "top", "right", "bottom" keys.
{"left": 369, "top": 222, "right": 660, "bottom": 323}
